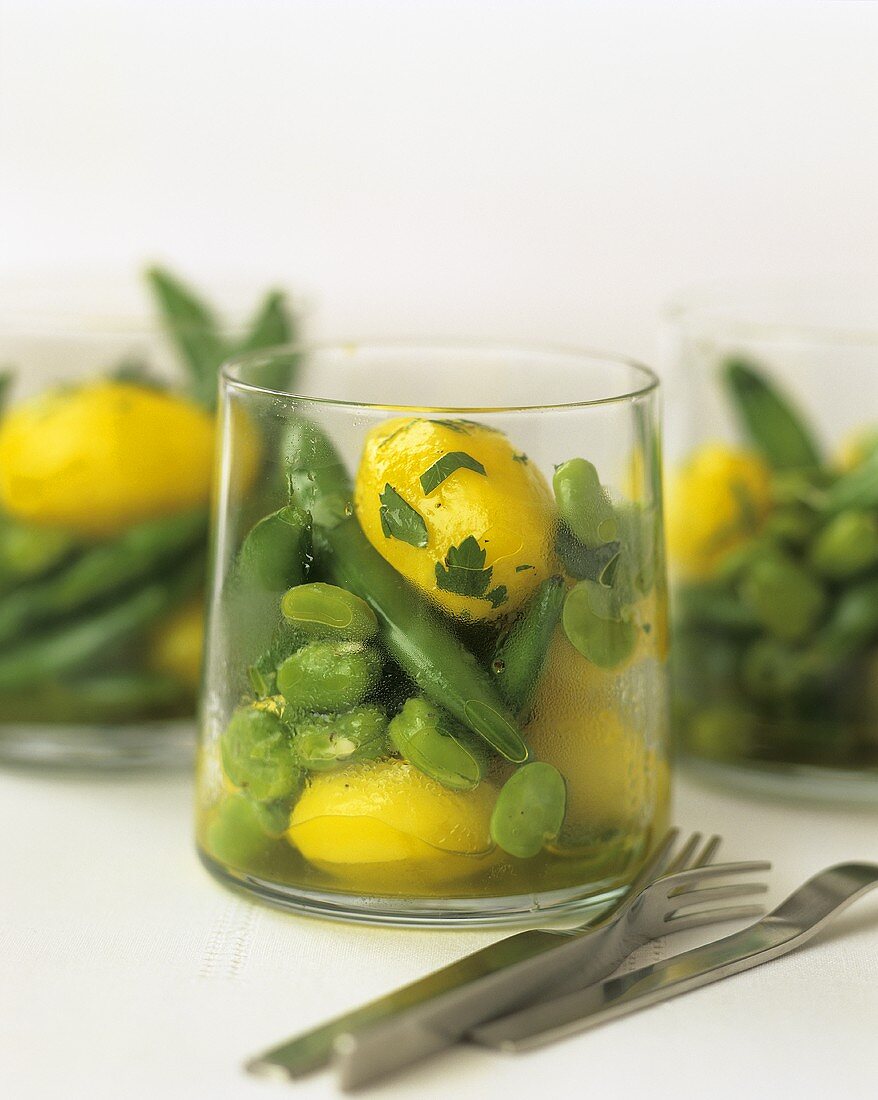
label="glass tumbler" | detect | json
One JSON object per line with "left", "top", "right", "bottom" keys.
{"left": 197, "top": 343, "right": 670, "bottom": 925}
{"left": 665, "top": 282, "right": 878, "bottom": 802}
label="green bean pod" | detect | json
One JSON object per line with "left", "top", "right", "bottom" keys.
{"left": 0, "top": 557, "right": 202, "bottom": 691}
{"left": 492, "top": 576, "right": 565, "bottom": 717}
{"left": 388, "top": 696, "right": 486, "bottom": 791}
{"left": 288, "top": 418, "right": 529, "bottom": 764}
{"left": 723, "top": 358, "right": 822, "bottom": 470}
{"left": 0, "top": 509, "right": 206, "bottom": 646}
{"left": 238, "top": 505, "right": 312, "bottom": 592}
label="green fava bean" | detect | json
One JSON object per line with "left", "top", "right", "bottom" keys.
{"left": 553, "top": 458, "right": 618, "bottom": 549}
{"left": 281, "top": 582, "right": 378, "bottom": 642}
{"left": 562, "top": 580, "right": 637, "bottom": 669}
{"left": 205, "top": 794, "right": 273, "bottom": 867}
{"left": 809, "top": 511, "right": 878, "bottom": 580}
{"left": 276, "top": 641, "right": 381, "bottom": 711}
{"left": 220, "top": 706, "right": 301, "bottom": 802}
{"left": 292, "top": 705, "right": 388, "bottom": 771}
{"left": 739, "top": 551, "right": 826, "bottom": 644}
{"left": 238, "top": 505, "right": 312, "bottom": 591}
{"left": 388, "top": 696, "right": 486, "bottom": 791}
{"left": 490, "top": 762, "right": 567, "bottom": 858}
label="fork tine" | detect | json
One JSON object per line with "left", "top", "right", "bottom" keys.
{"left": 693, "top": 834, "right": 722, "bottom": 867}
{"left": 666, "top": 881, "right": 770, "bottom": 912}
{"left": 664, "top": 832, "right": 703, "bottom": 874}
{"left": 666, "top": 860, "right": 772, "bottom": 892}
{"left": 664, "top": 903, "right": 766, "bottom": 931}
{"left": 628, "top": 828, "right": 680, "bottom": 891}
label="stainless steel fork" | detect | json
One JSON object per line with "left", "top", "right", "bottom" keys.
{"left": 333, "top": 846, "right": 770, "bottom": 1089}
{"left": 246, "top": 829, "right": 768, "bottom": 1087}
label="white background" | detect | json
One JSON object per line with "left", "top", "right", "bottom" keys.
{"left": 2, "top": 0, "right": 878, "bottom": 361}
{"left": 2, "top": 5, "right": 878, "bottom": 1100}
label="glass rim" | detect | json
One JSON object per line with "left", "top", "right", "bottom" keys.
{"left": 220, "top": 339, "right": 660, "bottom": 413}
{"left": 664, "top": 278, "right": 878, "bottom": 346}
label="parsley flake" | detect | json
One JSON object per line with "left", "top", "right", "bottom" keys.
{"left": 419, "top": 451, "right": 486, "bottom": 495}
{"left": 434, "top": 536, "right": 508, "bottom": 607}
{"left": 378, "top": 484, "right": 428, "bottom": 547}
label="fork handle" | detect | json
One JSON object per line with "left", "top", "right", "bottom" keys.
{"left": 333, "top": 917, "right": 634, "bottom": 1090}
{"left": 246, "top": 927, "right": 570, "bottom": 1080}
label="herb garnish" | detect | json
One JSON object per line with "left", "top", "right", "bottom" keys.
{"left": 435, "top": 535, "right": 508, "bottom": 607}
{"left": 379, "top": 484, "right": 428, "bottom": 547}
{"left": 419, "top": 451, "right": 486, "bottom": 495}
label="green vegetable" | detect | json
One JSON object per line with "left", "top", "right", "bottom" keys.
{"left": 419, "top": 451, "right": 486, "bottom": 495}
{"left": 490, "top": 762, "right": 566, "bottom": 858}
{"left": 205, "top": 794, "right": 275, "bottom": 867}
{"left": 292, "top": 705, "right": 388, "bottom": 772}
{"left": 0, "top": 559, "right": 202, "bottom": 691}
{"left": 553, "top": 458, "right": 618, "bottom": 549}
{"left": 819, "top": 577, "right": 878, "bottom": 661}
{"left": 388, "top": 696, "right": 485, "bottom": 791}
{"left": 821, "top": 451, "right": 878, "bottom": 514}
{"left": 378, "top": 484, "right": 428, "bottom": 547}
{"left": 562, "top": 580, "right": 637, "bottom": 669}
{"left": 146, "top": 267, "right": 229, "bottom": 409}
{"left": 287, "top": 419, "right": 528, "bottom": 763}
{"left": 220, "top": 705, "right": 301, "bottom": 802}
{"left": 281, "top": 582, "right": 377, "bottom": 642}
{"left": 675, "top": 582, "right": 761, "bottom": 633}
{"left": 146, "top": 268, "right": 297, "bottom": 409}
{"left": 285, "top": 418, "right": 352, "bottom": 530}
{"left": 740, "top": 638, "right": 815, "bottom": 702}
{"left": 723, "top": 358, "right": 822, "bottom": 470}
{"left": 686, "top": 705, "right": 757, "bottom": 760}
{"left": 0, "top": 517, "right": 76, "bottom": 594}
{"left": 238, "top": 505, "right": 311, "bottom": 591}
{"left": 492, "top": 576, "right": 565, "bottom": 716}
{"left": 0, "top": 509, "right": 205, "bottom": 646}
{"left": 739, "top": 551, "right": 826, "bottom": 644}
{"left": 235, "top": 290, "right": 297, "bottom": 356}
{"left": 555, "top": 525, "right": 621, "bottom": 582}
{"left": 434, "top": 535, "right": 508, "bottom": 608}
{"left": 276, "top": 640, "right": 381, "bottom": 711}
{"left": 809, "top": 511, "right": 878, "bottom": 580}
{"left": 0, "top": 671, "right": 189, "bottom": 723}
{"left": 0, "top": 370, "right": 13, "bottom": 413}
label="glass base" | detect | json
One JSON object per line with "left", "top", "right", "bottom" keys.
{"left": 0, "top": 719, "right": 195, "bottom": 770}
{"left": 683, "top": 753, "right": 878, "bottom": 807}
{"left": 199, "top": 850, "right": 628, "bottom": 928}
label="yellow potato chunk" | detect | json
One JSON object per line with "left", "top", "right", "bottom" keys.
{"left": 354, "top": 417, "right": 554, "bottom": 621}
{"left": 525, "top": 633, "right": 669, "bottom": 833}
{"left": 666, "top": 443, "right": 772, "bottom": 580}
{"left": 288, "top": 758, "right": 496, "bottom": 885}
{"left": 149, "top": 597, "right": 205, "bottom": 689}
{"left": 0, "top": 381, "right": 216, "bottom": 536}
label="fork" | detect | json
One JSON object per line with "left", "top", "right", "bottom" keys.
{"left": 246, "top": 829, "right": 768, "bottom": 1085}
{"left": 333, "top": 839, "right": 770, "bottom": 1089}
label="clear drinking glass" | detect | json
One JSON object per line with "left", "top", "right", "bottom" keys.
{"left": 196, "top": 342, "right": 670, "bottom": 925}
{"left": 664, "top": 282, "right": 878, "bottom": 802}
{"left": 0, "top": 320, "right": 205, "bottom": 768}
{"left": 0, "top": 271, "right": 295, "bottom": 769}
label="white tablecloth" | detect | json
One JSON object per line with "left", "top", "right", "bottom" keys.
{"left": 2, "top": 767, "right": 876, "bottom": 1100}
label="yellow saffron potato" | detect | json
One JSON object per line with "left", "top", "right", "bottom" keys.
{"left": 354, "top": 417, "right": 554, "bottom": 621}
{"left": 0, "top": 381, "right": 216, "bottom": 536}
